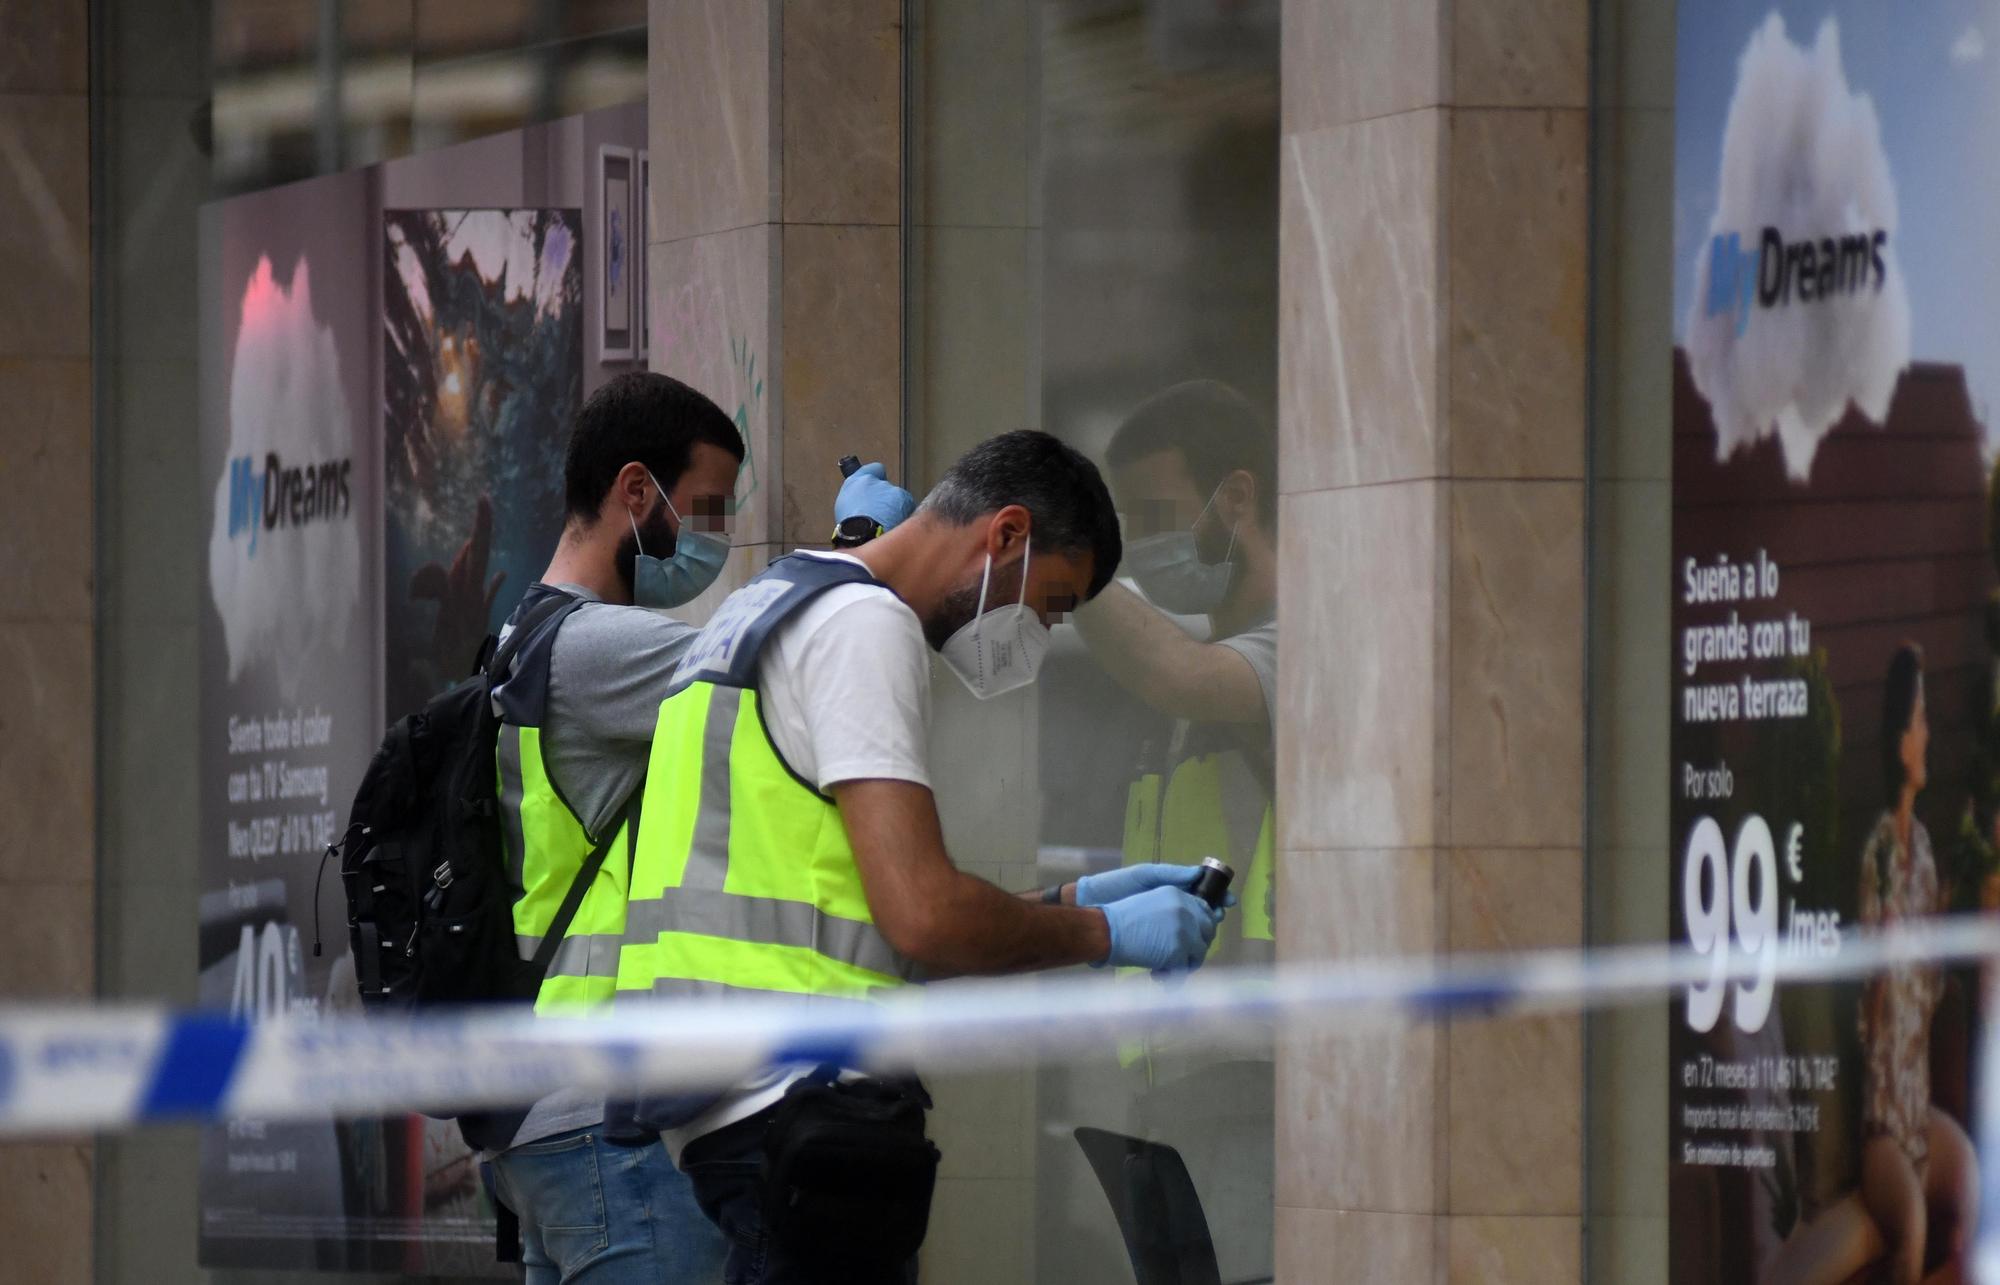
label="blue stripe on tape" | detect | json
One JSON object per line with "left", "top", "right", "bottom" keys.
{"left": 1408, "top": 976, "right": 1518, "bottom": 1017}
{"left": 768, "top": 1038, "right": 863, "bottom": 1069}
{"left": 138, "top": 1014, "right": 250, "bottom": 1118}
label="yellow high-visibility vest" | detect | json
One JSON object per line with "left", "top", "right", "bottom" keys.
{"left": 1123, "top": 749, "right": 1276, "bottom": 953}
{"left": 615, "top": 556, "right": 915, "bottom": 1004}
{"left": 497, "top": 724, "right": 635, "bottom": 1011}
{"left": 1118, "top": 734, "right": 1276, "bottom": 1077}
{"left": 493, "top": 588, "right": 636, "bottom": 1013}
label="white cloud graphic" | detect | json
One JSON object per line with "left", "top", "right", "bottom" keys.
{"left": 1953, "top": 26, "right": 1986, "bottom": 65}
{"left": 1684, "top": 14, "right": 1911, "bottom": 481}
{"left": 207, "top": 256, "right": 362, "bottom": 691}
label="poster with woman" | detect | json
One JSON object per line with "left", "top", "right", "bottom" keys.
{"left": 1669, "top": 4, "right": 2000, "bottom": 1281}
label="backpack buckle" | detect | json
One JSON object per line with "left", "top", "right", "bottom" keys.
{"left": 434, "top": 861, "right": 454, "bottom": 889}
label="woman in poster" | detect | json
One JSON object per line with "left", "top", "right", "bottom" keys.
{"left": 1854, "top": 643, "right": 1978, "bottom": 1285}
{"left": 1769, "top": 645, "right": 1978, "bottom": 1285}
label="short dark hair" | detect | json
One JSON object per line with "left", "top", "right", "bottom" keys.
{"left": 1881, "top": 641, "right": 1925, "bottom": 803}
{"left": 563, "top": 372, "right": 744, "bottom": 522}
{"left": 921, "top": 429, "right": 1122, "bottom": 599}
{"left": 1106, "top": 379, "right": 1275, "bottom": 529}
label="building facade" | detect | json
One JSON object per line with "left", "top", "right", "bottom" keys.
{"left": 11, "top": 0, "right": 1958, "bottom": 1281}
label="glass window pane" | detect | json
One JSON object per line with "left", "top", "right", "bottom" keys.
{"left": 909, "top": 3, "right": 1280, "bottom": 1279}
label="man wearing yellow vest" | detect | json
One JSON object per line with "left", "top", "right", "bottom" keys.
{"left": 480, "top": 372, "right": 747, "bottom": 1283}
{"left": 616, "top": 430, "right": 1226, "bottom": 1283}
{"left": 1077, "top": 379, "right": 1278, "bottom": 957}
{"left": 1071, "top": 379, "right": 1279, "bottom": 1283}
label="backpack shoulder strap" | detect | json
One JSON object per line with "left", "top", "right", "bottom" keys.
{"left": 528, "top": 791, "right": 637, "bottom": 978}
{"left": 492, "top": 587, "right": 583, "bottom": 678}
{"left": 671, "top": 555, "right": 889, "bottom": 693}
{"left": 490, "top": 588, "right": 588, "bottom": 726}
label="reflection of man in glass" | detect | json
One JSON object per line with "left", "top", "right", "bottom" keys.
{"left": 1076, "top": 379, "right": 1277, "bottom": 963}
{"left": 1072, "top": 379, "right": 1277, "bottom": 1280}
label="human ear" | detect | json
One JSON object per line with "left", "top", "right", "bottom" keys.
{"left": 987, "top": 504, "right": 1032, "bottom": 556}
{"left": 1217, "top": 468, "right": 1257, "bottom": 527}
{"left": 613, "top": 461, "right": 654, "bottom": 513}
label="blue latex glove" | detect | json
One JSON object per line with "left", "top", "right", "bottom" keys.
{"left": 1095, "top": 886, "right": 1221, "bottom": 975}
{"left": 1076, "top": 863, "right": 1237, "bottom": 909}
{"left": 834, "top": 462, "right": 916, "bottom": 533}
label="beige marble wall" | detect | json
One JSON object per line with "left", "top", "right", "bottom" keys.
{"left": 1276, "top": 0, "right": 1590, "bottom": 1279}
{"left": 775, "top": 0, "right": 901, "bottom": 544}
{"left": 649, "top": 0, "right": 781, "bottom": 554}
{"left": 649, "top": 0, "right": 907, "bottom": 557}
{"left": 0, "top": 0, "right": 93, "bottom": 1278}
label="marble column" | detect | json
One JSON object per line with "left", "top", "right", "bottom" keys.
{"left": 647, "top": 0, "right": 904, "bottom": 623}
{"left": 0, "top": 0, "right": 94, "bottom": 1278}
{"left": 1275, "top": 0, "right": 1589, "bottom": 1281}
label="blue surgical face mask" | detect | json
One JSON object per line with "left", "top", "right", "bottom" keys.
{"left": 1123, "top": 483, "right": 1236, "bottom": 616}
{"left": 630, "top": 469, "right": 730, "bottom": 609}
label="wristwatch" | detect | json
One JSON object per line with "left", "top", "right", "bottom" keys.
{"left": 831, "top": 515, "right": 884, "bottom": 549}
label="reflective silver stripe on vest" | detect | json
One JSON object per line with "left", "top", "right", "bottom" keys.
{"left": 682, "top": 686, "right": 739, "bottom": 891}
{"left": 518, "top": 931, "right": 627, "bottom": 980}
{"left": 496, "top": 725, "right": 529, "bottom": 886}
{"left": 632, "top": 976, "right": 879, "bottom": 1005}
{"left": 624, "top": 684, "right": 913, "bottom": 985}
{"left": 622, "top": 893, "right": 904, "bottom": 981}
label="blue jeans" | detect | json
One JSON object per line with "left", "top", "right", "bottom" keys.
{"left": 488, "top": 1127, "right": 729, "bottom": 1284}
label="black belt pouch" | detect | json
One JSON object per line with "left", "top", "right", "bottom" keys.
{"left": 762, "top": 1077, "right": 940, "bottom": 1268}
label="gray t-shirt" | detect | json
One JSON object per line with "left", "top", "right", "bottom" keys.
{"left": 503, "top": 584, "right": 698, "bottom": 1150}
{"left": 1214, "top": 614, "right": 1277, "bottom": 785}
{"left": 539, "top": 585, "right": 700, "bottom": 838}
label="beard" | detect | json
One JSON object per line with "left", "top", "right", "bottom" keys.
{"left": 923, "top": 558, "right": 1024, "bottom": 651}
{"left": 613, "top": 503, "right": 679, "bottom": 593}
{"left": 924, "top": 579, "right": 982, "bottom": 651}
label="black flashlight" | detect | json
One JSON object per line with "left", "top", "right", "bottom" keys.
{"left": 1188, "top": 857, "right": 1234, "bottom": 910}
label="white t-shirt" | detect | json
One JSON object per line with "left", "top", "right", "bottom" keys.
{"left": 754, "top": 551, "right": 933, "bottom": 791}
{"left": 665, "top": 551, "right": 934, "bottom": 1156}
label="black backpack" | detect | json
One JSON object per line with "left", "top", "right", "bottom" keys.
{"left": 321, "top": 590, "right": 615, "bottom": 1013}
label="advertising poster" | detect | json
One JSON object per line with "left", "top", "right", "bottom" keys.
{"left": 383, "top": 208, "right": 583, "bottom": 720}
{"left": 196, "top": 168, "right": 447, "bottom": 1271}
{"left": 198, "top": 104, "right": 637, "bottom": 1273}
{"left": 1670, "top": 4, "right": 2000, "bottom": 1281}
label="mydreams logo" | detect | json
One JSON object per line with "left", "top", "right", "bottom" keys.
{"left": 1705, "top": 226, "right": 1890, "bottom": 338}
{"left": 225, "top": 452, "right": 354, "bottom": 557}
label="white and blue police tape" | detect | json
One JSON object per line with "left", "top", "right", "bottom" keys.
{"left": 6, "top": 915, "right": 2000, "bottom": 1136}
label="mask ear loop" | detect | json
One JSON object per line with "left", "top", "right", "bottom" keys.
{"left": 974, "top": 550, "right": 994, "bottom": 610}
{"left": 643, "top": 467, "right": 684, "bottom": 544}
{"left": 627, "top": 505, "right": 646, "bottom": 559}
{"left": 1015, "top": 533, "right": 1034, "bottom": 616}
{"left": 1201, "top": 480, "right": 1241, "bottom": 594}
{"left": 1192, "top": 482, "right": 1221, "bottom": 531}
